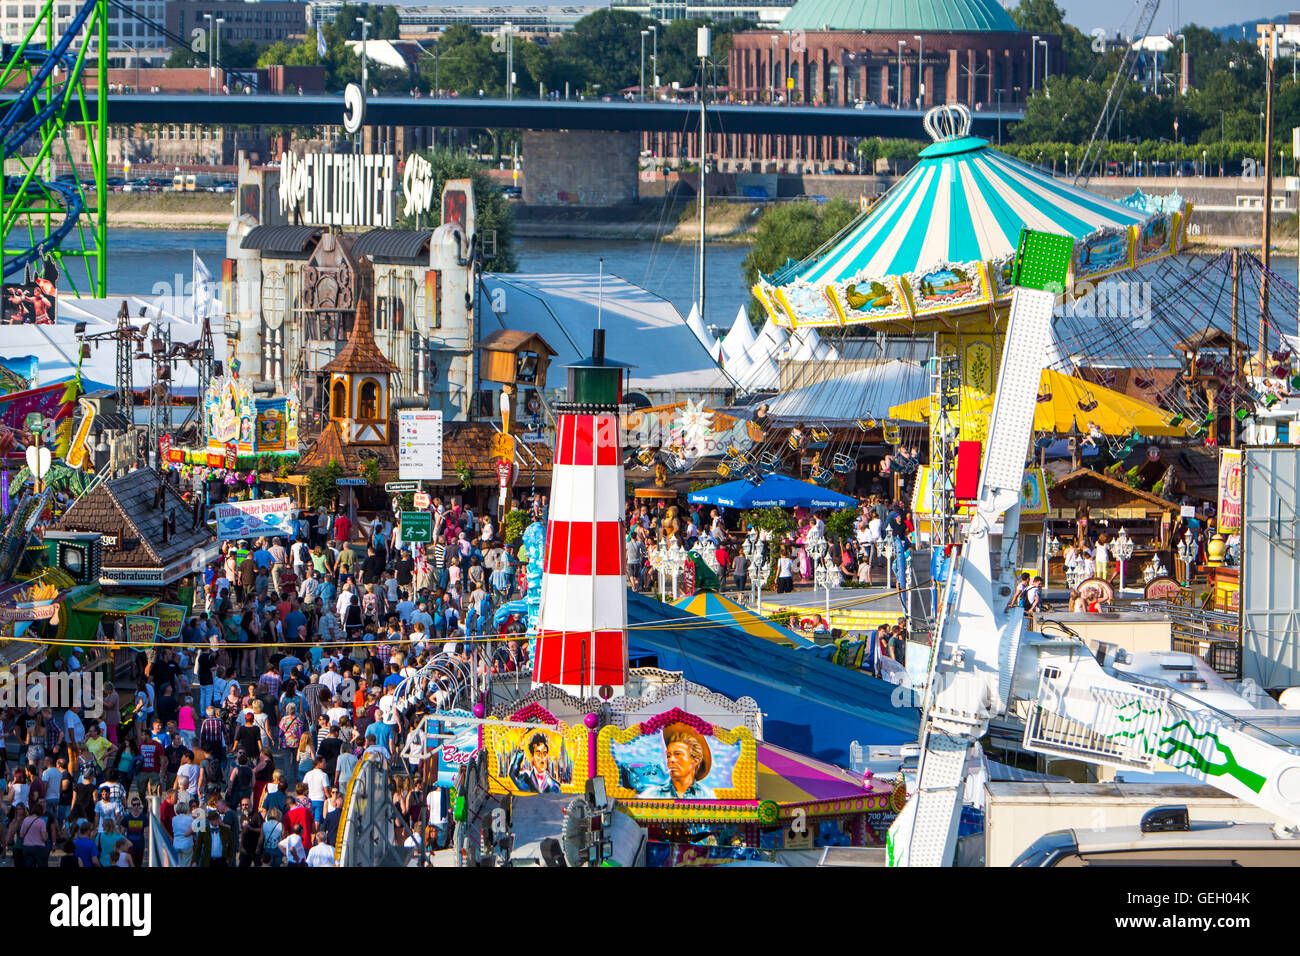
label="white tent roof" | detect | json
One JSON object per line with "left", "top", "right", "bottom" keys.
{"left": 787, "top": 328, "right": 821, "bottom": 362}
{"left": 709, "top": 338, "right": 723, "bottom": 362}
{"left": 765, "top": 361, "right": 929, "bottom": 422}
{"left": 2, "top": 294, "right": 226, "bottom": 396}
{"left": 751, "top": 316, "right": 788, "bottom": 362}
{"left": 684, "top": 302, "right": 717, "bottom": 356}
{"left": 720, "top": 306, "right": 757, "bottom": 365}
{"left": 480, "top": 274, "right": 729, "bottom": 393}
{"left": 737, "top": 354, "right": 780, "bottom": 391}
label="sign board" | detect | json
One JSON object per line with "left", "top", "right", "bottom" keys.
{"left": 398, "top": 410, "right": 444, "bottom": 481}
{"left": 277, "top": 151, "right": 396, "bottom": 229}
{"left": 520, "top": 432, "right": 549, "bottom": 444}
{"left": 384, "top": 481, "right": 421, "bottom": 493}
{"left": 124, "top": 615, "right": 159, "bottom": 646}
{"left": 1216, "top": 448, "right": 1242, "bottom": 534}
{"left": 1180, "top": 504, "right": 1196, "bottom": 518}
{"left": 489, "top": 432, "right": 516, "bottom": 462}
{"left": 401, "top": 510, "right": 433, "bottom": 543}
{"left": 154, "top": 603, "right": 187, "bottom": 641}
{"left": 413, "top": 491, "right": 430, "bottom": 510}
{"left": 336, "top": 477, "right": 366, "bottom": 486}
{"left": 224, "top": 442, "right": 238, "bottom": 471}
{"left": 214, "top": 496, "right": 294, "bottom": 541}
{"left": 496, "top": 459, "right": 512, "bottom": 489}
{"left": 159, "top": 433, "right": 171, "bottom": 464}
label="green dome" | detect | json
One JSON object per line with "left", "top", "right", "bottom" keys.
{"left": 780, "top": 0, "right": 1019, "bottom": 33}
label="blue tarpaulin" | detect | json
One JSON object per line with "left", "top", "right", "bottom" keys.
{"left": 687, "top": 474, "right": 857, "bottom": 510}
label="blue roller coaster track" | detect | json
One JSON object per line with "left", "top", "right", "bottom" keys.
{"left": 0, "top": 0, "right": 107, "bottom": 295}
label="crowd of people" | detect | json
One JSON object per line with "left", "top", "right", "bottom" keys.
{"left": 0, "top": 495, "right": 558, "bottom": 867}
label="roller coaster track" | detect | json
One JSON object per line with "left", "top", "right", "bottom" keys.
{"left": 0, "top": 0, "right": 107, "bottom": 295}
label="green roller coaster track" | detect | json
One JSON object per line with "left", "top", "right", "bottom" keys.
{"left": 0, "top": 0, "right": 108, "bottom": 297}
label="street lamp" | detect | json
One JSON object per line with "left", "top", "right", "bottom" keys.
{"left": 1113, "top": 527, "right": 1135, "bottom": 593}
{"left": 994, "top": 89, "right": 1002, "bottom": 144}
{"left": 1031, "top": 34, "right": 1039, "bottom": 92}
{"left": 1202, "top": 148, "right": 1207, "bottom": 176}
{"left": 650, "top": 24, "right": 658, "bottom": 102}
{"left": 897, "top": 41, "right": 906, "bottom": 109}
{"left": 640, "top": 30, "right": 648, "bottom": 102}
{"left": 1045, "top": 535, "right": 1061, "bottom": 591}
{"left": 1038, "top": 38, "right": 1049, "bottom": 96}
{"left": 806, "top": 528, "right": 832, "bottom": 624}
{"left": 665, "top": 538, "right": 686, "bottom": 599}
{"left": 914, "top": 34, "right": 923, "bottom": 107}
{"left": 880, "top": 527, "right": 898, "bottom": 589}
{"left": 215, "top": 18, "right": 223, "bottom": 79}
{"left": 1133, "top": 148, "right": 1138, "bottom": 177}
{"left": 356, "top": 17, "right": 369, "bottom": 95}
{"left": 203, "top": 13, "right": 215, "bottom": 95}
{"left": 770, "top": 34, "right": 778, "bottom": 103}
{"left": 501, "top": 21, "right": 515, "bottom": 101}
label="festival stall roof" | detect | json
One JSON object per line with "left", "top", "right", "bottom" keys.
{"left": 756, "top": 742, "right": 887, "bottom": 807}
{"left": 688, "top": 474, "right": 857, "bottom": 509}
{"left": 479, "top": 273, "right": 730, "bottom": 394}
{"left": 4, "top": 296, "right": 226, "bottom": 395}
{"left": 626, "top": 590, "right": 918, "bottom": 765}
{"left": 1046, "top": 467, "right": 1175, "bottom": 521}
{"left": 890, "top": 368, "right": 1188, "bottom": 437}
{"left": 671, "top": 590, "right": 814, "bottom": 647}
{"left": 53, "top": 468, "right": 218, "bottom": 586}
{"left": 766, "top": 361, "right": 929, "bottom": 424}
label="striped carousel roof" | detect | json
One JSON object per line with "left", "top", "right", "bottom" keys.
{"left": 785, "top": 136, "right": 1159, "bottom": 288}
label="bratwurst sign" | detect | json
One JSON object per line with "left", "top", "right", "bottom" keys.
{"left": 277, "top": 151, "right": 396, "bottom": 229}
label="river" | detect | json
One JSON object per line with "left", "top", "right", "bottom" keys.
{"left": 99, "top": 229, "right": 757, "bottom": 331}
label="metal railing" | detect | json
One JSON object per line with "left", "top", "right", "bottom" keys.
{"left": 1131, "top": 600, "right": 1241, "bottom": 678}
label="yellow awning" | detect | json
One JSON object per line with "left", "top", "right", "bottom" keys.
{"left": 889, "top": 369, "right": 1189, "bottom": 438}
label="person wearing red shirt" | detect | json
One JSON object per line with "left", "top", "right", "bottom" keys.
{"left": 285, "top": 783, "right": 315, "bottom": 840}
{"left": 136, "top": 737, "right": 166, "bottom": 799}
{"left": 158, "top": 789, "right": 178, "bottom": 839}
{"left": 333, "top": 512, "right": 352, "bottom": 545}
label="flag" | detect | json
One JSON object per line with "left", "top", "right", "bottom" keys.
{"left": 149, "top": 813, "right": 180, "bottom": 867}
{"left": 316, "top": 26, "right": 326, "bottom": 59}
{"left": 192, "top": 250, "right": 216, "bottom": 321}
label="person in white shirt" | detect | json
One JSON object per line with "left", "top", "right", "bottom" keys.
{"left": 325, "top": 701, "right": 348, "bottom": 727}
{"left": 319, "top": 661, "right": 343, "bottom": 696}
{"left": 306, "top": 830, "right": 335, "bottom": 866}
{"left": 1094, "top": 536, "right": 1110, "bottom": 582}
{"left": 303, "top": 760, "right": 330, "bottom": 820}
{"left": 279, "top": 826, "right": 307, "bottom": 865}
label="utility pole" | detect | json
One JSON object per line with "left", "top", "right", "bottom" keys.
{"left": 204, "top": 13, "right": 214, "bottom": 95}
{"left": 698, "top": 26, "right": 710, "bottom": 329}
{"left": 1230, "top": 247, "right": 1239, "bottom": 447}
{"left": 356, "top": 17, "right": 370, "bottom": 95}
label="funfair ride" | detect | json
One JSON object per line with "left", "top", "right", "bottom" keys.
{"left": 886, "top": 232, "right": 1300, "bottom": 867}
{"left": 1, "top": 0, "right": 108, "bottom": 294}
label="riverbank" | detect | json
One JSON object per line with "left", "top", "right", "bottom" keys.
{"left": 106, "top": 193, "right": 234, "bottom": 228}
{"left": 512, "top": 200, "right": 764, "bottom": 243}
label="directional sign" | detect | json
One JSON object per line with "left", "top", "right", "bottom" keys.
{"left": 401, "top": 510, "right": 433, "bottom": 543}
{"left": 385, "top": 480, "right": 421, "bottom": 493}
{"left": 336, "top": 477, "right": 367, "bottom": 486}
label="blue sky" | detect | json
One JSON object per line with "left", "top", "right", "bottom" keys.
{"left": 1054, "top": 0, "right": 1285, "bottom": 34}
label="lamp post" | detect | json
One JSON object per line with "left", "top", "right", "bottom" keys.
{"left": 897, "top": 41, "right": 905, "bottom": 110}
{"left": 881, "top": 527, "right": 897, "bottom": 590}
{"left": 665, "top": 538, "right": 686, "bottom": 600}
{"left": 1202, "top": 148, "right": 1207, "bottom": 177}
{"left": 1064, "top": 149, "right": 1069, "bottom": 178}
{"left": 1031, "top": 34, "right": 1039, "bottom": 92}
{"left": 1143, "top": 554, "right": 1168, "bottom": 584}
{"left": 640, "top": 30, "right": 648, "bottom": 102}
{"left": 1133, "top": 148, "right": 1138, "bottom": 177}
{"left": 806, "top": 529, "right": 832, "bottom": 626}
{"left": 650, "top": 24, "right": 658, "bottom": 102}
{"left": 356, "top": 17, "right": 369, "bottom": 95}
{"left": 502, "top": 21, "right": 514, "bottom": 101}
{"left": 204, "top": 13, "right": 215, "bottom": 95}
{"left": 995, "top": 89, "right": 1002, "bottom": 144}
{"left": 1113, "top": 526, "right": 1135, "bottom": 593}
{"left": 914, "top": 34, "right": 923, "bottom": 107}
{"left": 1045, "top": 535, "right": 1061, "bottom": 591}
{"left": 1176, "top": 33, "right": 1186, "bottom": 93}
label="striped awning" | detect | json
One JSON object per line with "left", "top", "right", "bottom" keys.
{"left": 671, "top": 590, "right": 814, "bottom": 647}
{"left": 756, "top": 114, "right": 1189, "bottom": 330}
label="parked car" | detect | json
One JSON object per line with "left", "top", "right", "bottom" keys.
{"left": 501, "top": 185, "right": 522, "bottom": 199}
{"left": 212, "top": 181, "right": 235, "bottom": 193}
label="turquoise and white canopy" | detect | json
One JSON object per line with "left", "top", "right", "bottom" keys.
{"left": 755, "top": 106, "right": 1189, "bottom": 330}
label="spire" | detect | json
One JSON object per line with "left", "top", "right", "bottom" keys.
{"left": 322, "top": 297, "right": 398, "bottom": 376}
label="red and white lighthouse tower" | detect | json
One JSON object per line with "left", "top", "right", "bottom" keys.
{"left": 532, "top": 329, "right": 630, "bottom": 697}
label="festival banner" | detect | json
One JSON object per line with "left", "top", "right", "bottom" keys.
{"left": 425, "top": 710, "right": 479, "bottom": 788}
{"left": 154, "top": 603, "right": 187, "bottom": 641}
{"left": 0, "top": 381, "right": 75, "bottom": 459}
{"left": 1217, "top": 448, "right": 1242, "bottom": 534}
{"left": 124, "top": 615, "right": 159, "bottom": 646}
{"left": 483, "top": 707, "right": 588, "bottom": 796}
{"left": 214, "top": 496, "right": 294, "bottom": 541}
{"left": 597, "top": 708, "right": 757, "bottom": 803}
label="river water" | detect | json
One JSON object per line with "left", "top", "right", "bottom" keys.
{"left": 100, "top": 229, "right": 756, "bottom": 331}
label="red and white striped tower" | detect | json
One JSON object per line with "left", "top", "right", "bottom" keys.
{"left": 532, "top": 329, "right": 630, "bottom": 697}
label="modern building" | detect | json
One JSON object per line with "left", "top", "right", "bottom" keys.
{"left": 305, "top": 2, "right": 600, "bottom": 39}
{"left": 612, "top": 0, "right": 789, "bottom": 24}
{"left": 1, "top": 0, "right": 168, "bottom": 65}
{"left": 165, "top": 0, "right": 309, "bottom": 47}
{"left": 1257, "top": 16, "right": 1300, "bottom": 60}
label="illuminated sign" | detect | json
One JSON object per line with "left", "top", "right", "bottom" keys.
{"left": 402, "top": 153, "right": 436, "bottom": 218}
{"left": 277, "top": 151, "right": 396, "bottom": 229}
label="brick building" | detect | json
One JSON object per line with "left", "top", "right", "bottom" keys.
{"left": 643, "top": 0, "right": 1059, "bottom": 172}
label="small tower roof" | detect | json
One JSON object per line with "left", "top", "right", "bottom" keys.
{"left": 322, "top": 298, "right": 399, "bottom": 376}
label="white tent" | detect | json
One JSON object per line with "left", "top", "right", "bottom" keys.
{"left": 751, "top": 316, "right": 788, "bottom": 363}
{"left": 788, "top": 328, "right": 821, "bottom": 362}
{"left": 722, "top": 346, "right": 755, "bottom": 390}
{"left": 738, "top": 354, "right": 780, "bottom": 391}
{"left": 684, "top": 302, "right": 718, "bottom": 356}
{"left": 720, "top": 306, "right": 757, "bottom": 366}
{"left": 709, "top": 338, "right": 723, "bottom": 363}
{"left": 479, "top": 274, "right": 729, "bottom": 395}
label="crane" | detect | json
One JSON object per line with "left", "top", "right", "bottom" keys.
{"left": 886, "top": 229, "right": 1300, "bottom": 866}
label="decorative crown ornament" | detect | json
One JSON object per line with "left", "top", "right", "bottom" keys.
{"left": 922, "top": 103, "right": 972, "bottom": 143}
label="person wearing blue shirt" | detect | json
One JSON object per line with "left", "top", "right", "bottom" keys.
{"left": 252, "top": 546, "right": 275, "bottom": 571}
{"left": 318, "top": 578, "right": 336, "bottom": 607}
{"left": 283, "top": 607, "right": 307, "bottom": 645}
{"left": 368, "top": 719, "right": 394, "bottom": 754}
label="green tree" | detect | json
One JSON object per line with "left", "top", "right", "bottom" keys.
{"left": 307, "top": 459, "right": 342, "bottom": 508}
{"left": 378, "top": 4, "right": 401, "bottom": 40}
{"left": 552, "top": 8, "right": 657, "bottom": 94}
{"left": 1007, "top": 0, "right": 1094, "bottom": 78}
{"left": 740, "top": 198, "right": 859, "bottom": 325}
{"left": 395, "top": 148, "right": 518, "bottom": 271}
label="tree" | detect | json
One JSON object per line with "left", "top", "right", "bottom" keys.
{"left": 552, "top": 8, "right": 657, "bottom": 94}
{"left": 378, "top": 4, "right": 401, "bottom": 40}
{"left": 740, "top": 198, "right": 859, "bottom": 324}
{"left": 1007, "top": 0, "right": 1094, "bottom": 79}
{"left": 306, "top": 459, "right": 342, "bottom": 508}
{"left": 394, "top": 148, "right": 518, "bottom": 272}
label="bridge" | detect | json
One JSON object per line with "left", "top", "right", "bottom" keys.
{"left": 81, "top": 94, "right": 1023, "bottom": 137}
